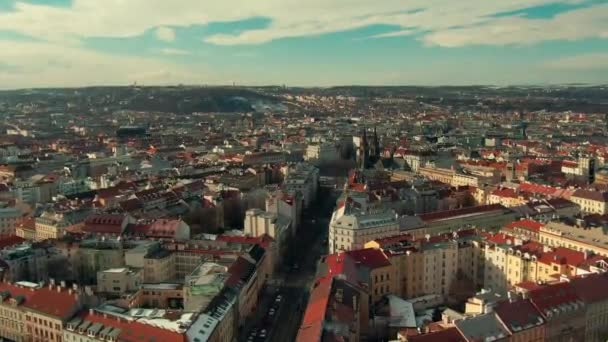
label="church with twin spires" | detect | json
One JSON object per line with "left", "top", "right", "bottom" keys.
{"left": 356, "top": 127, "right": 381, "bottom": 169}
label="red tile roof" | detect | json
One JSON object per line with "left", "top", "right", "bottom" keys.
{"left": 482, "top": 232, "right": 517, "bottom": 245}
{"left": 0, "top": 235, "right": 26, "bottom": 249}
{"left": 418, "top": 204, "right": 506, "bottom": 222}
{"left": 572, "top": 189, "right": 608, "bottom": 202}
{"left": 505, "top": 219, "right": 544, "bottom": 232}
{"left": 297, "top": 279, "right": 332, "bottom": 342}
{"left": 518, "top": 182, "right": 560, "bottom": 196}
{"left": 225, "top": 256, "right": 255, "bottom": 287}
{"left": 408, "top": 327, "right": 467, "bottom": 342}
{"left": 346, "top": 248, "right": 391, "bottom": 269}
{"left": 569, "top": 273, "right": 608, "bottom": 303}
{"left": 528, "top": 282, "right": 582, "bottom": 318}
{"left": 0, "top": 282, "right": 36, "bottom": 304}
{"left": 538, "top": 247, "right": 585, "bottom": 267}
{"left": 74, "top": 311, "right": 186, "bottom": 342}
{"left": 0, "top": 283, "right": 82, "bottom": 319}
{"left": 491, "top": 188, "right": 519, "bottom": 198}
{"left": 494, "top": 298, "right": 544, "bottom": 333}
{"left": 515, "top": 281, "right": 545, "bottom": 292}
{"left": 83, "top": 214, "right": 126, "bottom": 235}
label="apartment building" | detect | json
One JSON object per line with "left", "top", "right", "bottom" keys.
{"left": 282, "top": 163, "right": 319, "bottom": 208}
{"left": 96, "top": 268, "right": 142, "bottom": 295}
{"left": 366, "top": 229, "right": 484, "bottom": 301}
{"left": 570, "top": 189, "right": 608, "bottom": 215}
{"left": 540, "top": 221, "right": 608, "bottom": 256}
{"left": 297, "top": 277, "right": 369, "bottom": 342}
{"left": 329, "top": 204, "right": 399, "bottom": 254}
{"left": 0, "top": 203, "right": 20, "bottom": 236}
{"left": 63, "top": 309, "right": 186, "bottom": 342}
{"left": 143, "top": 248, "right": 176, "bottom": 283}
{"left": 0, "top": 281, "right": 83, "bottom": 342}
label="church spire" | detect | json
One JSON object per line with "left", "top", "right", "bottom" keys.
{"left": 372, "top": 126, "right": 380, "bottom": 160}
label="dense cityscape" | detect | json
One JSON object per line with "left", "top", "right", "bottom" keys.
{"left": 0, "top": 85, "right": 605, "bottom": 342}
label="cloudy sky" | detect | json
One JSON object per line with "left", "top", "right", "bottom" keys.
{"left": 0, "top": 0, "right": 607, "bottom": 88}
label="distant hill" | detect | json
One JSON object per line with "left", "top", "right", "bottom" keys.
{"left": 0, "top": 86, "right": 280, "bottom": 114}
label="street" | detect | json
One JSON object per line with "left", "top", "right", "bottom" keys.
{"left": 240, "top": 187, "right": 338, "bottom": 342}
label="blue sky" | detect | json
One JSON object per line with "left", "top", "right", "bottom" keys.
{"left": 0, "top": 0, "right": 607, "bottom": 88}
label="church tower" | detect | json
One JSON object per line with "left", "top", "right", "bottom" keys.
{"left": 358, "top": 128, "right": 370, "bottom": 169}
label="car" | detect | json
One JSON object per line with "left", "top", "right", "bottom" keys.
{"left": 259, "top": 329, "right": 267, "bottom": 338}
{"left": 275, "top": 295, "right": 282, "bottom": 302}
{"left": 246, "top": 336, "right": 254, "bottom": 342}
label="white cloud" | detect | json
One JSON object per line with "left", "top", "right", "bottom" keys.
{"left": 544, "top": 53, "right": 608, "bottom": 70}
{"left": 160, "top": 48, "right": 190, "bottom": 55}
{"left": 0, "top": 0, "right": 603, "bottom": 47}
{"left": 363, "top": 29, "right": 416, "bottom": 40}
{"left": 422, "top": 4, "right": 608, "bottom": 47}
{"left": 156, "top": 27, "right": 176, "bottom": 42}
{"left": 0, "top": 40, "right": 210, "bottom": 89}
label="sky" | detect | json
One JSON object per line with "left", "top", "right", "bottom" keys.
{"left": 0, "top": 0, "right": 607, "bottom": 88}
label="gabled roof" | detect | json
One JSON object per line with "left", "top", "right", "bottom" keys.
{"left": 408, "top": 327, "right": 467, "bottom": 342}
{"left": 346, "top": 248, "right": 391, "bottom": 269}
{"left": 12, "top": 284, "right": 81, "bottom": 319}
{"left": 537, "top": 247, "right": 585, "bottom": 267}
{"left": 72, "top": 310, "right": 186, "bottom": 342}
{"left": 569, "top": 273, "right": 608, "bottom": 304}
{"left": 494, "top": 299, "right": 544, "bottom": 334}
{"left": 572, "top": 189, "right": 608, "bottom": 202}
{"left": 225, "top": 256, "right": 255, "bottom": 288}
{"left": 0, "top": 282, "right": 36, "bottom": 305}
{"left": 528, "top": 282, "right": 583, "bottom": 319}
{"left": 297, "top": 279, "right": 332, "bottom": 342}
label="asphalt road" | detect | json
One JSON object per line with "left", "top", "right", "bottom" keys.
{"left": 240, "top": 187, "right": 337, "bottom": 342}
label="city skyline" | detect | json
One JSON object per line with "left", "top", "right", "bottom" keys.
{"left": 1, "top": 0, "right": 608, "bottom": 88}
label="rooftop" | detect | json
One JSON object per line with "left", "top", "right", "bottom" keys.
{"left": 542, "top": 221, "right": 608, "bottom": 252}
{"left": 418, "top": 204, "right": 507, "bottom": 223}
